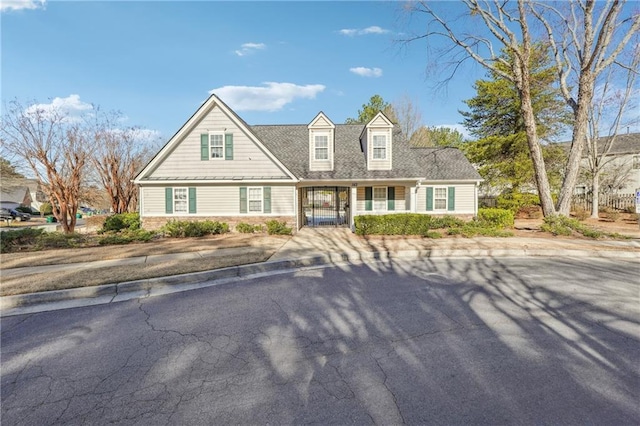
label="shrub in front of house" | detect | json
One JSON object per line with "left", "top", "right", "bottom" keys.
{"left": 447, "top": 221, "right": 514, "bottom": 237}
{"left": 477, "top": 208, "right": 514, "bottom": 228}
{"left": 0, "top": 228, "right": 45, "bottom": 253}
{"left": 40, "top": 202, "right": 53, "bottom": 216}
{"left": 265, "top": 220, "right": 292, "bottom": 235}
{"left": 354, "top": 214, "right": 449, "bottom": 236}
{"left": 98, "top": 229, "right": 157, "bottom": 245}
{"left": 101, "top": 212, "right": 141, "bottom": 233}
{"left": 236, "top": 222, "right": 263, "bottom": 234}
{"left": 161, "top": 220, "right": 229, "bottom": 238}
{"left": 266, "top": 221, "right": 290, "bottom": 235}
{"left": 539, "top": 214, "right": 621, "bottom": 239}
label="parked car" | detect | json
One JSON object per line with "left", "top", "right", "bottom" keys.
{"left": 16, "top": 206, "right": 40, "bottom": 216}
{"left": 0, "top": 208, "right": 14, "bottom": 221}
{"left": 9, "top": 209, "right": 30, "bottom": 221}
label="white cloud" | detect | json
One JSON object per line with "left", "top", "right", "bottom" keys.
{"left": 338, "top": 26, "right": 390, "bottom": 36}
{"left": 107, "top": 127, "right": 161, "bottom": 143}
{"left": 1, "top": 0, "right": 45, "bottom": 12}
{"left": 209, "top": 82, "right": 326, "bottom": 112}
{"left": 350, "top": 67, "right": 383, "bottom": 78}
{"left": 234, "top": 42, "right": 266, "bottom": 57}
{"left": 24, "top": 94, "right": 93, "bottom": 122}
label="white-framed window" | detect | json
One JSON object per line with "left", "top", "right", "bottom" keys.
{"left": 314, "top": 135, "right": 329, "bottom": 160}
{"left": 633, "top": 155, "right": 640, "bottom": 170}
{"left": 174, "top": 188, "right": 188, "bottom": 214}
{"left": 209, "top": 132, "right": 224, "bottom": 159}
{"left": 248, "top": 187, "right": 263, "bottom": 212}
{"left": 372, "top": 134, "right": 387, "bottom": 160}
{"left": 373, "top": 186, "right": 387, "bottom": 211}
{"left": 434, "top": 187, "right": 447, "bottom": 210}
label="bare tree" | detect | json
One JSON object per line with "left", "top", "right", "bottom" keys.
{"left": 392, "top": 94, "right": 423, "bottom": 140}
{"left": 530, "top": 0, "right": 640, "bottom": 215}
{"left": 90, "top": 111, "right": 156, "bottom": 214}
{"left": 403, "top": 0, "right": 639, "bottom": 216}
{"left": 1, "top": 100, "right": 89, "bottom": 233}
{"left": 582, "top": 43, "right": 639, "bottom": 217}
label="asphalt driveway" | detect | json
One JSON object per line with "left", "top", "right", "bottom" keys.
{"left": 2, "top": 257, "right": 639, "bottom": 424}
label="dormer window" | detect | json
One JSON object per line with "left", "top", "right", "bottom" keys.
{"left": 372, "top": 134, "right": 387, "bottom": 160}
{"left": 314, "top": 134, "right": 329, "bottom": 160}
{"left": 209, "top": 132, "right": 224, "bottom": 159}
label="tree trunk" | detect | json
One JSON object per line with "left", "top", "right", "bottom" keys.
{"left": 556, "top": 73, "right": 595, "bottom": 216}
{"left": 590, "top": 172, "right": 600, "bottom": 219}
{"left": 519, "top": 72, "right": 556, "bottom": 216}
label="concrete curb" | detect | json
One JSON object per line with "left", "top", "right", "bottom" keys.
{"left": 1, "top": 247, "right": 638, "bottom": 315}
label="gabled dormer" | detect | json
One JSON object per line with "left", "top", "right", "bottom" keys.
{"left": 308, "top": 112, "right": 335, "bottom": 171}
{"left": 361, "top": 111, "right": 393, "bottom": 171}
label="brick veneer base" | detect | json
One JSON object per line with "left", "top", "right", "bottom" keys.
{"left": 141, "top": 216, "right": 297, "bottom": 232}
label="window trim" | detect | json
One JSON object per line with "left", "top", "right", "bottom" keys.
{"left": 173, "top": 187, "right": 189, "bottom": 214}
{"left": 371, "top": 133, "right": 388, "bottom": 160}
{"left": 433, "top": 186, "right": 448, "bottom": 211}
{"left": 314, "top": 134, "right": 329, "bottom": 161}
{"left": 209, "top": 131, "right": 225, "bottom": 160}
{"left": 248, "top": 186, "right": 263, "bottom": 213}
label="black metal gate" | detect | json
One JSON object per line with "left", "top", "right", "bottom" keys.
{"left": 301, "top": 187, "right": 349, "bottom": 227}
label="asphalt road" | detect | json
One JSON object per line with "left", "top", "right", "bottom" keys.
{"left": 2, "top": 257, "right": 639, "bottom": 425}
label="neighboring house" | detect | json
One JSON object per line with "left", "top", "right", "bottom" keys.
{"left": 0, "top": 186, "right": 32, "bottom": 210}
{"left": 134, "top": 94, "right": 482, "bottom": 231}
{"left": 573, "top": 132, "right": 640, "bottom": 195}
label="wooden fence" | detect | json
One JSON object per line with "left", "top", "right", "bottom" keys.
{"left": 571, "top": 193, "right": 636, "bottom": 212}
{"left": 480, "top": 193, "right": 636, "bottom": 211}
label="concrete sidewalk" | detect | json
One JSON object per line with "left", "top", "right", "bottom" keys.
{"left": 1, "top": 228, "right": 639, "bottom": 316}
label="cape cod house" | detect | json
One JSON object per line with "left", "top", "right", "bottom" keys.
{"left": 134, "top": 94, "right": 482, "bottom": 231}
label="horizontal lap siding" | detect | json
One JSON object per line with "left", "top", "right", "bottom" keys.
{"left": 141, "top": 185, "right": 295, "bottom": 216}
{"left": 150, "top": 105, "right": 287, "bottom": 178}
{"left": 417, "top": 184, "right": 476, "bottom": 214}
{"left": 356, "top": 185, "right": 407, "bottom": 212}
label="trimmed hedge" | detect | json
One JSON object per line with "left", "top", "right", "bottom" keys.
{"left": 0, "top": 228, "right": 45, "bottom": 253}
{"left": 236, "top": 222, "right": 264, "bottom": 234}
{"left": 477, "top": 208, "right": 514, "bottom": 228}
{"left": 354, "top": 213, "right": 463, "bottom": 236}
{"left": 161, "top": 220, "right": 229, "bottom": 238}
{"left": 265, "top": 220, "right": 292, "bottom": 235}
{"left": 101, "top": 212, "right": 141, "bottom": 233}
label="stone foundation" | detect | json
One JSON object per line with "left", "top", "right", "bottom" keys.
{"left": 141, "top": 216, "right": 297, "bottom": 233}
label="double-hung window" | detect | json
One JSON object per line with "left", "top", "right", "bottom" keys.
{"left": 434, "top": 187, "right": 447, "bottom": 210}
{"left": 209, "top": 133, "right": 224, "bottom": 159}
{"left": 174, "top": 188, "right": 188, "bottom": 214}
{"left": 373, "top": 187, "right": 387, "bottom": 211}
{"left": 248, "top": 187, "right": 263, "bottom": 212}
{"left": 315, "top": 135, "right": 329, "bottom": 160}
{"left": 372, "top": 134, "right": 387, "bottom": 160}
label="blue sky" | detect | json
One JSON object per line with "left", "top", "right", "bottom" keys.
{"left": 3, "top": 1, "right": 637, "bottom": 145}
{"left": 2, "top": 0, "right": 486, "bottom": 141}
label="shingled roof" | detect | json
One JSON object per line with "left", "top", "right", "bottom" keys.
{"left": 558, "top": 132, "right": 640, "bottom": 156}
{"left": 251, "top": 124, "right": 482, "bottom": 181}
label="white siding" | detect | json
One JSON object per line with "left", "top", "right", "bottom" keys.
{"left": 141, "top": 184, "right": 295, "bottom": 216}
{"left": 149, "top": 105, "right": 288, "bottom": 179}
{"left": 367, "top": 128, "right": 392, "bottom": 170}
{"left": 309, "top": 128, "right": 334, "bottom": 172}
{"left": 416, "top": 184, "right": 477, "bottom": 214}
{"left": 369, "top": 115, "right": 391, "bottom": 127}
{"left": 355, "top": 185, "right": 408, "bottom": 213}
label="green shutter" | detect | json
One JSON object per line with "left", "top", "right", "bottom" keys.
{"left": 365, "top": 187, "right": 372, "bottom": 211}
{"left": 188, "top": 187, "right": 197, "bottom": 214}
{"left": 201, "top": 134, "right": 209, "bottom": 160}
{"left": 239, "top": 187, "right": 247, "bottom": 213}
{"left": 225, "top": 133, "right": 234, "bottom": 160}
{"left": 387, "top": 187, "right": 395, "bottom": 211}
{"left": 448, "top": 186, "right": 456, "bottom": 211}
{"left": 263, "top": 186, "right": 271, "bottom": 213}
{"left": 426, "top": 187, "right": 434, "bottom": 211}
{"left": 165, "top": 187, "right": 173, "bottom": 214}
